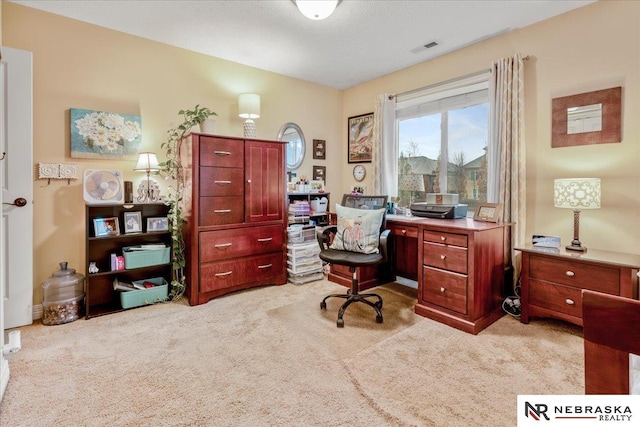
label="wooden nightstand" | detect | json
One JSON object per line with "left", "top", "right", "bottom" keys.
{"left": 516, "top": 243, "right": 640, "bottom": 326}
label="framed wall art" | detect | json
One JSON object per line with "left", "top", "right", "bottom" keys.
{"left": 71, "top": 108, "right": 142, "bottom": 159}
{"left": 313, "top": 139, "right": 326, "bottom": 160}
{"left": 348, "top": 112, "right": 373, "bottom": 163}
{"left": 313, "top": 165, "right": 326, "bottom": 182}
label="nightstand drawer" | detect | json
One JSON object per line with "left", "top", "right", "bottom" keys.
{"left": 200, "top": 137, "right": 244, "bottom": 168}
{"left": 422, "top": 266, "right": 467, "bottom": 315}
{"left": 423, "top": 241, "right": 467, "bottom": 274}
{"left": 529, "top": 255, "right": 619, "bottom": 294}
{"left": 389, "top": 224, "right": 418, "bottom": 239}
{"left": 529, "top": 279, "right": 582, "bottom": 319}
{"left": 423, "top": 230, "right": 467, "bottom": 247}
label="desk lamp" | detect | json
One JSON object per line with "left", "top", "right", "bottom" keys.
{"left": 554, "top": 177, "right": 601, "bottom": 252}
{"left": 134, "top": 152, "right": 161, "bottom": 203}
{"left": 238, "top": 93, "right": 260, "bottom": 138}
{"left": 399, "top": 174, "right": 425, "bottom": 207}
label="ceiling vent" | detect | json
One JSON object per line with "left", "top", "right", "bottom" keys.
{"left": 411, "top": 41, "right": 439, "bottom": 54}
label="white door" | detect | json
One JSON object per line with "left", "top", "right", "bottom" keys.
{"left": 1, "top": 46, "right": 34, "bottom": 329}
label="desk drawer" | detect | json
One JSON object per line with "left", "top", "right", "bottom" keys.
{"left": 529, "top": 255, "right": 619, "bottom": 294}
{"left": 200, "top": 225, "right": 283, "bottom": 262}
{"left": 422, "top": 266, "right": 467, "bottom": 315}
{"left": 200, "top": 137, "right": 244, "bottom": 168}
{"left": 423, "top": 230, "right": 467, "bottom": 247}
{"left": 389, "top": 224, "right": 418, "bottom": 239}
{"left": 199, "top": 167, "right": 244, "bottom": 197}
{"left": 199, "top": 196, "right": 244, "bottom": 226}
{"left": 423, "top": 242, "right": 467, "bottom": 274}
{"left": 529, "top": 279, "right": 582, "bottom": 319}
{"left": 200, "top": 252, "right": 283, "bottom": 293}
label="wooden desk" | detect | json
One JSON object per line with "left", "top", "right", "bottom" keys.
{"left": 329, "top": 215, "right": 509, "bottom": 334}
{"left": 516, "top": 243, "right": 640, "bottom": 326}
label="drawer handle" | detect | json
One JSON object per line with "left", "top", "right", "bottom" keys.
{"left": 401, "top": 229, "right": 407, "bottom": 235}
{"left": 440, "top": 254, "right": 446, "bottom": 260}
{"left": 565, "top": 271, "right": 575, "bottom": 277}
{"left": 214, "top": 180, "right": 232, "bottom": 185}
{"left": 215, "top": 271, "right": 233, "bottom": 277}
{"left": 440, "top": 287, "right": 446, "bottom": 293}
{"left": 214, "top": 209, "right": 232, "bottom": 213}
{"left": 214, "top": 243, "right": 232, "bottom": 248}
{"left": 565, "top": 298, "right": 575, "bottom": 305}
{"left": 440, "top": 236, "right": 446, "bottom": 241}
{"left": 257, "top": 237, "right": 273, "bottom": 243}
{"left": 214, "top": 150, "right": 231, "bottom": 156}
{"left": 258, "top": 264, "right": 273, "bottom": 269}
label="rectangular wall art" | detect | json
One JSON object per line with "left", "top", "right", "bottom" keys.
{"left": 70, "top": 108, "right": 142, "bottom": 159}
{"left": 348, "top": 112, "right": 373, "bottom": 163}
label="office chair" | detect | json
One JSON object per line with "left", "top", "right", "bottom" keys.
{"left": 317, "top": 194, "right": 390, "bottom": 327}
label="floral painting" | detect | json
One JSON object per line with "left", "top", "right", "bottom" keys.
{"left": 70, "top": 108, "right": 142, "bottom": 159}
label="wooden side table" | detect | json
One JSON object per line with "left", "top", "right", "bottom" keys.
{"left": 516, "top": 243, "right": 640, "bottom": 326}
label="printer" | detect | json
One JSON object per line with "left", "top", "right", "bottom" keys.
{"left": 409, "top": 193, "right": 467, "bottom": 219}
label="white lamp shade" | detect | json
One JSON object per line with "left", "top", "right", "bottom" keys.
{"left": 399, "top": 174, "right": 425, "bottom": 192}
{"left": 296, "top": 0, "right": 339, "bottom": 20}
{"left": 134, "top": 152, "right": 160, "bottom": 172}
{"left": 554, "top": 178, "right": 601, "bottom": 209}
{"left": 238, "top": 93, "right": 261, "bottom": 119}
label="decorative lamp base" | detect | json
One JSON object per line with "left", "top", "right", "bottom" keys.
{"left": 243, "top": 119, "right": 256, "bottom": 138}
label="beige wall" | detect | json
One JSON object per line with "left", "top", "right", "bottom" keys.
{"left": 2, "top": 2, "right": 342, "bottom": 304}
{"left": 3, "top": 1, "right": 640, "bottom": 308}
{"left": 343, "top": 0, "right": 640, "bottom": 256}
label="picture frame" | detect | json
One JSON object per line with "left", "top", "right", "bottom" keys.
{"left": 310, "top": 180, "right": 325, "bottom": 192}
{"left": 348, "top": 112, "right": 374, "bottom": 163}
{"left": 349, "top": 185, "right": 365, "bottom": 195}
{"left": 473, "top": 203, "right": 502, "bottom": 223}
{"left": 312, "top": 139, "right": 326, "bottom": 159}
{"left": 93, "top": 217, "right": 120, "bottom": 237}
{"left": 147, "top": 216, "right": 169, "bottom": 232}
{"left": 124, "top": 211, "right": 142, "bottom": 233}
{"left": 551, "top": 86, "right": 621, "bottom": 148}
{"left": 312, "top": 165, "right": 326, "bottom": 182}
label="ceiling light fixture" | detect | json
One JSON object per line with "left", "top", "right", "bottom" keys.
{"left": 295, "top": 0, "right": 340, "bottom": 20}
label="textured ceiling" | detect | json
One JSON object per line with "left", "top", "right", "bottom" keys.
{"left": 11, "top": 0, "right": 595, "bottom": 89}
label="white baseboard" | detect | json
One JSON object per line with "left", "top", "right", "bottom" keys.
{"left": 0, "top": 358, "right": 9, "bottom": 402}
{"left": 33, "top": 304, "right": 42, "bottom": 320}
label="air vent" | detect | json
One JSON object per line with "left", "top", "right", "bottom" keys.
{"left": 410, "top": 41, "right": 439, "bottom": 54}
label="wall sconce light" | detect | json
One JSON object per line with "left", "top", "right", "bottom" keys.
{"left": 238, "top": 93, "right": 260, "bottom": 138}
{"left": 134, "top": 152, "right": 161, "bottom": 203}
{"left": 294, "top": 0, "right": 340, "bottom": 20}
{"left": 554, "top": 177, "right": 601, "bottom": 252}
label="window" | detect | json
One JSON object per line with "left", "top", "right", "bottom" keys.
{"left": 395, "top": 72, "right": 490, "bottom": 216}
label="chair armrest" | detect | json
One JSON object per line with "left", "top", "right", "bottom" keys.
{"left": 316, "top": 225, "right": 337, "bottom": 251}
{"left": 379, "top": 229, "right": 391, "bottom": 262}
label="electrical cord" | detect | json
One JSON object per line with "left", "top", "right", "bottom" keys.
{"left": 502, "top": 280, "right": 521, "bottom": 318}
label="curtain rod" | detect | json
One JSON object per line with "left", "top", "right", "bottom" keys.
{"left": 388, "top": 55, "right": 530, "bottom": 100}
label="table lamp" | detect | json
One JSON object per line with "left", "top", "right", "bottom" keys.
{"left": 238, "top": 93, "right": 260, "bottom": 138}
{"left": 399, "top": 174, "right": 425, "bottom": 206}
{"left": 134, "top": 152, "right": 161, "bottom": 203}
{"left": 554, "top": 177, "right": 601, "bottom": 252}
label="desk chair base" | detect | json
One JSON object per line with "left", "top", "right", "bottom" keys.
{"left": 320, "top": 266, "right": 383, "bottom": 328}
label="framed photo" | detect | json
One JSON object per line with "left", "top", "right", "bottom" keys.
{"left": 124, "top": 211, "right": 142, "bottom": 233}
{"left": 312, "top": 165, "right": 326, "bottom": 182}
{"left": 473, "top": 203, "right": 502, "bottom": 223}
{"left": 350, "top": 185, "right": 365, "bottom": 195}
{"left": 147, "top": 216, "right": 169, "bottom": 232}
{"left": 313, "top": 139, "right": 326, "bottom": 159}
{"left": 93, "top": 217, "right": 120, "bottom": 237}
{"left": 310, "top": 180, "right": 325, "bottom": 192}
{"left": 348, "top": 112, "right": 374, "bottom": 163}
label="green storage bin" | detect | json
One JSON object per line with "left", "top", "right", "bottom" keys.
{"left": 122, "top": 246, "right": 170, "bottom": 269}
{"left": 120, "top": 277, "right": 169, "bottom": 309}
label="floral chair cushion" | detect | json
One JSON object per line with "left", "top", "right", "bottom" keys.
{"left": 330, "top": 204, "right": 385, "bottom": 254}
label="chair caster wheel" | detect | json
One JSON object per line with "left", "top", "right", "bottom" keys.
{"left": 320, "top": 301, "right": 327, "bottom": 310}
{"left": 376, "top": 315, "right": 383, "bottom": 324}
{"left": 337, "top": 318, "right": 344, "bottom": 328}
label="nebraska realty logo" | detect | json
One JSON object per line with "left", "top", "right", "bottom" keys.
{"left": 518, "top": 395, "right": 640, "bottom": 426}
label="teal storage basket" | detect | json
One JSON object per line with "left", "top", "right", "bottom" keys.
{"left": 120, "top": 277, "right": 169, "bottom": 309}
{"left": 122, "top": 246, "right": 170, "bottom": 269}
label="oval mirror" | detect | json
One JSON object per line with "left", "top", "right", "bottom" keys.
{"left": 278, "top": 122, "right": 305, "bottom": 170}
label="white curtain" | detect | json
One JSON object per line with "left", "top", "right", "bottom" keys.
{"left": 488, "top": 54, "right": 526, "bottom": 292}
{"left": 372, "top": 94, "right": 397, "bottom": 197}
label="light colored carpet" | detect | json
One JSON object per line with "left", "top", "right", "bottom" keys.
{"left": 0, "top": 279, "right": 584, "bottom": 426}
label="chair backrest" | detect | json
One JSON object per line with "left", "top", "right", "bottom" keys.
{"left": 340, "top": 194, "right": 388, "bottom": 229}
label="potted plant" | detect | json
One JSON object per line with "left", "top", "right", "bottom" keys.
{"left": 160, "top": 105, "right": 217, "bottom": 300}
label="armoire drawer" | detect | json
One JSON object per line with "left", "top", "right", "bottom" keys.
{"left": 423, "top": 241, "right": 467, "bottom": 274}
{"left": 423, "top": 229, "right": 468, "bottom": 247}
{"left": 422, "top": 266, "right": 468, "bottom": 315}
{"left": 199, "top": 196, "right": 244, "bottom": 226}
{"left": 199, "top": 167, "right": 244, "bottom": 197}
{"left": 200, "top": 225, "right": 283, "bottom": 262}
{"left": 528, "top": 254, "right": 619, "bottom": 294}
{"left": 529, "top": 279, "right": 582, "bottom": 319}
{"left": 199, "top": 137, "right": 244, "bottom": 168}
{"left": 200, "top": 252, "right": 284, "bottom": 293}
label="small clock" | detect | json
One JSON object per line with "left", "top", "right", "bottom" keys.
{"left": 353, "top": 164, "right": 366, "bottom": 182}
